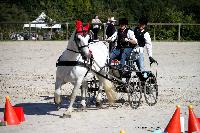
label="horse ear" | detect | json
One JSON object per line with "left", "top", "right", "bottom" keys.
{"left": 83, "top": 23, "right": 90, "bottom": 31}
{"left": 85, "top": 34, "right": 90, "bottom": 40}
{"left": 77, "top": 34, "right": 83, "bottom": 40}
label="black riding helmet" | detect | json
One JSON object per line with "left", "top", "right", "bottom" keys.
{"left": 138, "top": 17, "right": 148, "bottom": 25}
{"left": 119, "top": 18, "right": 128, "bottom": 25}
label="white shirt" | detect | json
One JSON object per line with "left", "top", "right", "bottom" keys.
{"left": 143, "top": 31, "right": 152, "bottom": 57}
{"left": 109, "top": 28, "right": 137, "bottom": 44}
{"left": 110, "top": 28, "right": 152, "bottom": 57}
{"left": 92, "top": 18, "right": 102, "bottom": 29}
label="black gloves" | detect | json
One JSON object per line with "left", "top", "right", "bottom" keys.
{"left": 149, "top": 57, "right": 158, "bottom": 66}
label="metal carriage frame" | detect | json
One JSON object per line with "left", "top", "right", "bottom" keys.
{"left": 85, "top": 56, "right": 158, "bottom": 109}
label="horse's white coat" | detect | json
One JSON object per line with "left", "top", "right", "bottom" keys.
{"left": 54, "top": 31, "right": 115, "bottom": 117}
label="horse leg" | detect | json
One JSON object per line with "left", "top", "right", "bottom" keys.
{"left": 96, "top": 80, "right": 103, "bottom": 108}
{"left": 54, "top": 78, "right": 63, "bottom": 106}
{"left": 80, "top": 80, "right": 87, "bottom": 110}
{"left": 63, "top": 80, "right": 82, "bottom": 118}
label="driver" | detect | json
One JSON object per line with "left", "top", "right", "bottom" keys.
{"left": 108, "top": 18, "right": 137, "bottom": 69}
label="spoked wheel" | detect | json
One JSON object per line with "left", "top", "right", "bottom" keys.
{"left": 86, "top": 77, "right": 100, "bottom": 107}
{"left": 127, "top": 76, "right": 142, "bottom": 109}
{"left": 143, "top": 75, "right": 158, "bottom": 106}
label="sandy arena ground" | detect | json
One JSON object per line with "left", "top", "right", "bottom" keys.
{"left": 0, "top": 41, "right": 199, "bottom": 133}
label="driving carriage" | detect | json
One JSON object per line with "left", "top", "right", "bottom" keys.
{"left": 54, "top": 20, "right": 158, "bottom": 117}
{"left": 85, "top": 45, "right": 158, "bottom": 109}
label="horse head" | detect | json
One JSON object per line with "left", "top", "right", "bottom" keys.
{"left": 74, "top": 20, "right": 91, "bottom": 60}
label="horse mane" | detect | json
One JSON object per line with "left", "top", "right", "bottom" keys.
{"left": 69, "top": 30, "right": 76, "bottom": 43}
{"left": 66, "top": 30, "right": 77, "bottom": 50}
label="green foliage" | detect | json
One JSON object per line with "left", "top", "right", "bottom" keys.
{"left": 0, "top": 0, "right": 200, "bottom": 40}
{"left": 181, "top": 25, "right": 200, "bottom": 41}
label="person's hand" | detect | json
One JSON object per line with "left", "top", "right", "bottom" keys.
{"left": 106, "top": 37, "right": 112, "bottom": 42}
{"left": 149, "top": 57, "right": 158, "bottom": 66}
{"left": 133, "top": 47, "right": 141, "bottom": 53}
{"left": 124, "top": 38, "right": 129, "bottom": 42}
{"left": 107, "top": 36, "right": 116, "bottom": 42}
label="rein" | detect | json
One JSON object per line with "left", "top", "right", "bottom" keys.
{"left": 56, "top": 39, "right": 127, "bottom": 84}
{"left": 56, "top": 32, "right": 109, "bottom": 79}
{"left": 66, "top": 48, "right": 80, "bottom": 53}
{"left": 66, "top": 45, "right": 89, "bottom": 54}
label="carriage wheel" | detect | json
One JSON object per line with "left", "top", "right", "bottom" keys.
{"left": 86, "top": 90, "right": 96, "bottom": 107}
{"left": 143, "top": 75, "right": 158, "bottom": 106}
{"left": 86, "top": 77, "right": 102, "bottom": 107}
{"left": 128, "top": 76, "right": 142, "bottom": 109}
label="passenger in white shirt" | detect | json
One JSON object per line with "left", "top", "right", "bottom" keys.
{"left": 133, "top": 17, "right": 157, "bottom": 71}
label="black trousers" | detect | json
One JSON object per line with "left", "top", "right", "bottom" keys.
{"left": 92, "top": 28, "right": 99, "bottom": 40}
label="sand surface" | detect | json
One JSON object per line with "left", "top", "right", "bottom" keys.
{"left": 0, "top": 41, "right": 200, "bottom": 133}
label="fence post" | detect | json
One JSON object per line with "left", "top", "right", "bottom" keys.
{"left": 0, "top": 33, "right": 3, "bottom": 40}
{"left": 178, "top": 23, "right": 181, "bottom": 41}
{"left": 153, "top": 25, "right": 156, "bottom": 41}
{"left": 29, "top": 22, "right": 31, "bottom": 40}
{"left": 103, "top": 23, "right": 106, "bottom": 40}
{"left": 66, "top": 22, "right": 69, "bottom": 40}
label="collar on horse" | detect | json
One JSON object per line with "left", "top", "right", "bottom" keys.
{"left": 56, "top": 56, "right": 94, "bottom": 78}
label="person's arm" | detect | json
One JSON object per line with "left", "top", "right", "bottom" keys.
{"left": 126, "top": 30, "right": 137, "bottom": 46}
{"left": 107, "top": 31, "right": 117, "bottom": 41}
{"left": 98, "top": 19, "right": 102, "bottom": 23}
{"left": 144, "top": 32, "right": 152, "bottom": 57}
{"left": 91, "top": 19, "right": 95, "bottom": 24}
{"left": 144, "top": 32, "right": 158, "bottom": 65}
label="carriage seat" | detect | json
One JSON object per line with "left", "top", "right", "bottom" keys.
{"left": 111, "top": 49, "right": 139, "bottom": 65}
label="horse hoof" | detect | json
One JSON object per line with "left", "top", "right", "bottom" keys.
{"left": 96, "top": 102, "right": 102, "bottom": 108}
{"left": 55, "top": 105, "right": 61, "bottom": 110}
{"left": 54, "top": 98, "right": 61, "bottom": 110}
{"left": 80, "top": 106, "right": 87, "bottom": 112}
{"left": 54, "top": 93, "right": 62, "bottom": 105}
{"left": 61, "top": 113, "right": 71, "bottom": 118}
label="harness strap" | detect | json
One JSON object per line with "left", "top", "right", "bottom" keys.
{"left": 78, "top": 45, "right": 89, "bottom": 50}
{"left": 83, "top": 56, "right": 94, "bottom": 77}
{"left": 56, "top": 61, "right": 86, "bottom": 67}
{"left": 56, "top": 60, "right": 126, "bottom": 85}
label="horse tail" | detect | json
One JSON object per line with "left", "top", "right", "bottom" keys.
{"left": 102, "top": 79, "right": 117, "bottom": 103}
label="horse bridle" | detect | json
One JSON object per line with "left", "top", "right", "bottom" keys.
{"left": 65, "top": 32, "right": 90, "bottom": 56}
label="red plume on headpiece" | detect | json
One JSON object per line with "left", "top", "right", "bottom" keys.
{"left": 75, "top": 20, "right": 83, "bottom": 32}
{"left": 75, "top": 20, "right": 90, "bottom": 33}
{"left": 83, "top": 23, "right": 90, "bottom": 31}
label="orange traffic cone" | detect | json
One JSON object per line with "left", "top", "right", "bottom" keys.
{"left": 4, "top": 96, "right": 20, "bottom": 125}
{"left": 13, "top": 106, "right": 25, "bottom": 122}
{"left": 188, "top": 105, "right": 200, "bottom": 133}
{"left": 164, "top": 105, "right": 181, "bottom": 133}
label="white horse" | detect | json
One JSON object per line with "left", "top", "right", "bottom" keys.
{"left": 54, "top": 30, "right": 116, "bottom": 118}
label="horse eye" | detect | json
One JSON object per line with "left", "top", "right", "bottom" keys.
{"left": 76, "top": 37, "right": 81, "bottom": 42}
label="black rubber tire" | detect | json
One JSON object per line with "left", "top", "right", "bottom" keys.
{"left": 143, "top": 75, "right": 158, "bottom": 106}
{"left": 128, "top": 77, "right": 142, "bottom": 109}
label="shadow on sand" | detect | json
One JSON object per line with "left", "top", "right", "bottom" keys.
{"left": 0, "top": 96, "right": 67, "bottom": 117}
{"left": 0, "top": 95, "right": 126, "bottom": 117}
